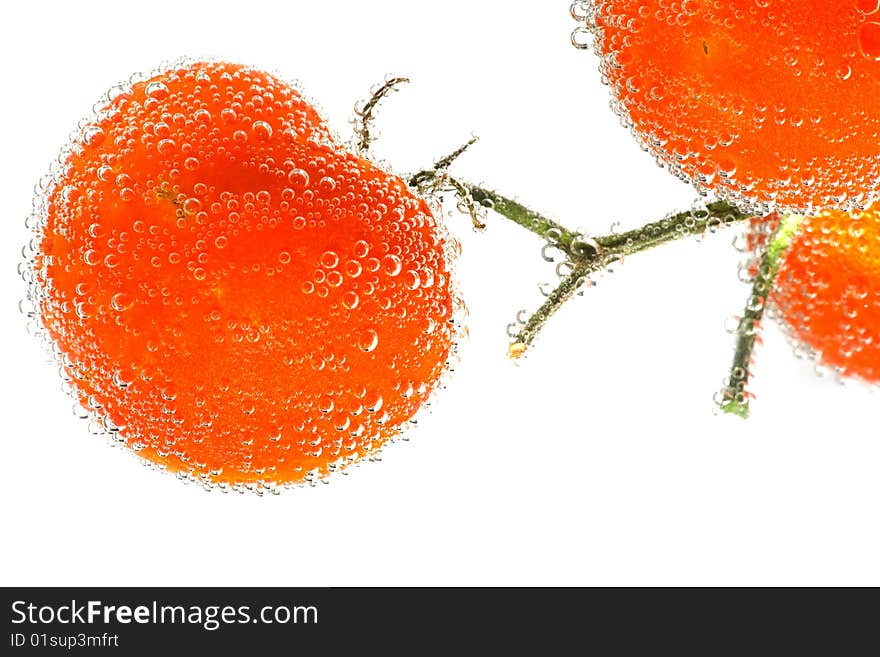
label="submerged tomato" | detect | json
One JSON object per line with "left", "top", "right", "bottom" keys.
{"left": 591, "top": 0, "right": 880, "bottom": 212}
{"left": 29, "top": 60, "right": 460, "bottom": 490}
{"left": 770, "top": 206, "right": 880, "bottom": 382}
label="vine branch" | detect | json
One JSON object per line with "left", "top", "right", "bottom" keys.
{"left": 462, "top": 186, "right": 752, "bottom": 358}
{"left": 409, "top": 175, "right": 754, "bottom": 362}
{"left": 355, "top": 76, "right": 410, "bottom": 154}
{"left": 719, "top": 214, "right": 801, "bottom": 418}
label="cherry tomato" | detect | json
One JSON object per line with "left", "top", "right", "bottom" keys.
{"left": 592, "top": 0, "right": 880, "bottom": 212}
{"left": 29, "top": 61, "right": 460, "bottom": 490}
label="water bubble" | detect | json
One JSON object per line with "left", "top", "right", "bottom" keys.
{"left": 75, "top": 301, "right": 92, "bottom": 319}
{"left": 357, "top": 328, "right": 379, "bottom": 352}
{"left": 157, "top": 139, "right": 176, "bottom": 155}
{"left": 403, "top": 270, "right": 421, "bottom": 290}
{"left": 183, "top": 198, "right": 201, "bottom": 213}
{"left": 570, "top": 235, "right": 600, "bottom": 258}
{"left": 344, "top": 260, "right": 362, "bottom": 277}
{"left": 82, "top": 125, "right": 105, "bottom": 147}
{"left": 353, "top": 240, "right": 370, "bottom": 258}
{"left": 382, "top": 254, "right": 402, "bottom": 276}
{"left": 342, "top": 291, "right": 359, "bottom": 309}
{"left": 253, "top": 121, "right": 273, "bottom": 141}
{"left": 287, "top": 168, "right": 309, "bottom": 187}
{"left": 112, "top": 370, "right": 133, "bottom": 389}
{"left": 145, "top": 81, "right": 169, "bottom": 99}
{"left": 110, "top": 293, "right": 133, "bottom": 312}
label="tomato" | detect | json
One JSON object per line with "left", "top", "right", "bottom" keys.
{"left": 770, "top": 206, "right": 880, "bottom": 382}
{"left": 28, "top": 60, "right": 460, "bottom": 490}
{"left": 591, "top": 0, "right": 880, "bottom": 212}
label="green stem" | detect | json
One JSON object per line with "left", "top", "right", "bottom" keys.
{"left": 467, "top": 186, "right": 582, "bottom": 258}
{"left": 509, "top": 262, "right": 592, "bottom": 358}
{"left": 468, "top": 185, "right": 749, "bottom": 260}
{"left": 594, "top": 201, "right": 750, "bottom": 255}
{"left": 719, "top": 214, "right": 802, "bottom": 418}
{"left": 463, "top": 185, "right": 752, "bottom": 357}
{"left": 355, "top": 77, "right": 410, "bottom": 154}
{"left": 409, "top": 171, "right": 755, "bottom": 359}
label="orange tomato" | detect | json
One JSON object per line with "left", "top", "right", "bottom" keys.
{"left": 771, "top": 206, "right": 880, "bottom": 382}
{"left": 29, "top": 61, "right": 460, "bottom": 490}
{"left": 592, "top": 0, "right": 880, "bottom": 212}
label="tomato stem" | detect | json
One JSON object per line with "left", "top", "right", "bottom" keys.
{"left": 409, "top": 139, "right": 486, "bottom": 229}
{"left": 593, "top": 200, "right": 751, "bottom": 256}
{"left": 719, "top": 214, "right": 802, "bottom": 418}
{"left": 355, "top": 77, "right": 410, "bottom": 154}
{"left": 466, "top": 186, "right": 584, "bottom": 259}
{"left": 462, "top": 185, "right": 751, "bottom": 356}
{"left": 508, "top": 261, "right": 591, "bottom": 359}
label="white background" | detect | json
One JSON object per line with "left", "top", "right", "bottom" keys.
{"left": 2, "top": 1, "right": 878, "bottom": 586}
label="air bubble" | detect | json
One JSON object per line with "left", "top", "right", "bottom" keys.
{"left": 145, "top": 81, "right": 169, "bottom": 99}
{"left": 110, "top": 293, "right": 133, "bottom": 312}
{"left": 253, "top": 121, "right": 273, "bottom": 141}
{"left": 357, "top": 329, "right": 379, "bottom": 352}
{"left": 382, "top": 254, "right": 402, "bottom": 276}
{"left": 82, "top": 125, "right": 105, "bottom": 147}
{"left": 342, "top": 291, "right": 360, "bottom": 309}
{"left": 287, "top": 169, "right": 309, "bottom": 187}
{"left": 157, "top": 139, "right": 176, "bottom": 155}
{"left": 344, "top": 260, "right": 362, "bottom": 277}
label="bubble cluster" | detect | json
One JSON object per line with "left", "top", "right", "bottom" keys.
{"left": 588, "top": 1, "right": 880, "bottom": 213}
{"left": 765, "top": 206, "right": 880, "bottom": 383}
{"left": 23, "top": 60, "right": 463, "bottom": 491}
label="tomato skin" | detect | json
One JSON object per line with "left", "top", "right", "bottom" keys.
{"left": 29, "top": 60, "right": 460, "bottom": 490}
{"left": 769, "top": 207, "right": 880, "bottom": 383}
{"left": 592, "top": 1, "right": 880, "bottom": 213}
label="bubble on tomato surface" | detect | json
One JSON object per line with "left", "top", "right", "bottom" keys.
{"left": 22, "top": 58, "right": 466, "bottom": 494}
{"left": 581, "top": 1, "right": 880, "bottom": 214}
{"left": 756, "top": 206, "right": 880, "bottom": 384}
